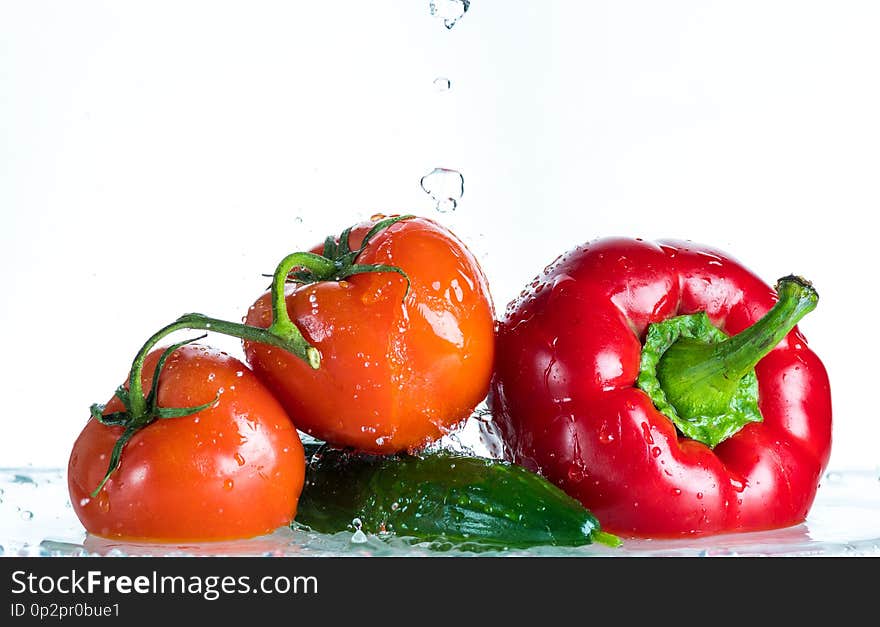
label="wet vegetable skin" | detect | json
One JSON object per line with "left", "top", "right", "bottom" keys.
{"left": 69, "top": 345, "right": 306, "bottom": 541}
{"left": 492, "top": 237, "right": 831, "bottom": 537}
{"left": 295, "top": 448, "right": 619, "bottom": 550}
{"left": 244, "top": 216, "right": 495, "bottom": 454}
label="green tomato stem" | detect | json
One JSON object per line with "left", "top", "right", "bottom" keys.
{"left": 267, "top": 252, "right": 334, "bottom": 366}
{"left": 127, "top": 312, "right": 318, "bottom": 417}
{"left": 656, "top": 275, "right": 818, "bottom": 422}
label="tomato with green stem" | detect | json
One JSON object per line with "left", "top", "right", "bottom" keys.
{"left": 68, "top": 255, "right": 321, "bottom": 541}
{"left": 244, "top": 215, "right": 495, "bottom": 453}
{"left": 69, "top": 343, "right": 305, "bottom": 541}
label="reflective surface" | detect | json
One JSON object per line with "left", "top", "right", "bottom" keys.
{"left": 2, "top": 467, "right": 878, "bottom": 557}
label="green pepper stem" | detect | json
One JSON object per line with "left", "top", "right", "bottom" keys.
{"left": 656, "top": 276, "right": 818, "bottom": 420}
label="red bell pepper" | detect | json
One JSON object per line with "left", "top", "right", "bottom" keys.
{"left": 491, "top": 237, "right": 831, "bottom": 537}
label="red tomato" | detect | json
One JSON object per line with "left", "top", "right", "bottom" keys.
{"left": 68, "top": 344, "right": 305, "bottom": 541}
{"left": 244, "top": 216, "right": 495, "bottom": 453}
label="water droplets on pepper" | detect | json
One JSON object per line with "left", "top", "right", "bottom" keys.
{"left": 429, "top": 0, "right": 469, "bottom": 29}
{"left": 421, "top": 168, "right": 463, "bottom": 213}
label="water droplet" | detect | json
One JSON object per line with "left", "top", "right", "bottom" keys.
{"left": 20, "top": 510, "right": 33, "bottom": 521}
{"left": 651, "top": 447, "right": 662, "bottom": 458}
{"left": 672, "top": 488, "right": 682, "bottom": 496}
{"left": 79, "top": 497, "right": 91, "bottom": 507}
{"left": 598, "top": 422, "right": 616, "bottom": 444}
{"left": 696, "top": 492, "right": 704, "bottom": 500}
{"left": 420, "top": 167, "right": 464, "bottom": 213}
{"left": 223, "top": 479, "right": 234, "bottom": 491}
{"left": 294, "top": 216, "right": 303, "bottom": 224}
{"left": 429, "top": 0, "right": 470, "bottom": 29}
{"left": 207, "top": 373, "right": 215, "bottom": 382}
{"left": 641, "top": 422, "right": 654, "bottom": 444}
{"left": 567, "top": 464, "right": 585, "bottom": 483}
{"left": 351, "top": 529, "right": 368, "bottom": 544}
{"left": 234, "top": 453, "right": 246, "bottom": 466}
{"left": 433, "top": 77, "right": 451, "bottom": 91}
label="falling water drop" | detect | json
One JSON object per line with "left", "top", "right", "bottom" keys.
{"left": 420, "top": 167, "right": 464, "bottom": 213}
{"left": 433, "top": 77, "right": 451, "bottom": 92}
{"left": 429, "top": 0, "right": 470, "bottom": 29}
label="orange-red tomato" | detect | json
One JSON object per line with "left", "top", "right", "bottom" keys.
{"left": 68, "top": 344, "right": 305, "bottom": 542}
{"left": 244, "top": 216, "right": 495, "bottom": 453}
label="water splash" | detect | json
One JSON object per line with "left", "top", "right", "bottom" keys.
{"left": 429, "top": 0, "right": 470, "bottom": 29}
{"left": 420, "top": 167, "right": 464, "bottom": 213}
{"left": 351, "top": 517, "right": 368, "bottom": 543}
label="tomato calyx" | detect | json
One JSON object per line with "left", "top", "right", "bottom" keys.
{"left": 273, "top": 215, "right": 414, "bottom": 295}
{"left": 88, "top": 335, "right": 218, "bottom": 496}
{"left": 89, "top": 307, "right": 322, "bottom": 496}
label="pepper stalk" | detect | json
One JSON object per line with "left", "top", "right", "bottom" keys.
{"left": 637, "top": 275, "right": 818, "bottom": 447}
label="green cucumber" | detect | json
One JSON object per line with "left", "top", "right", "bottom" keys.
{"left": 294, "top": 448, "right": 620, "bottom": 550}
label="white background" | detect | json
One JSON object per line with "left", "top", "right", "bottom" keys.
{"left": 1, "top": 1, "right": 878, "bottom": 471}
